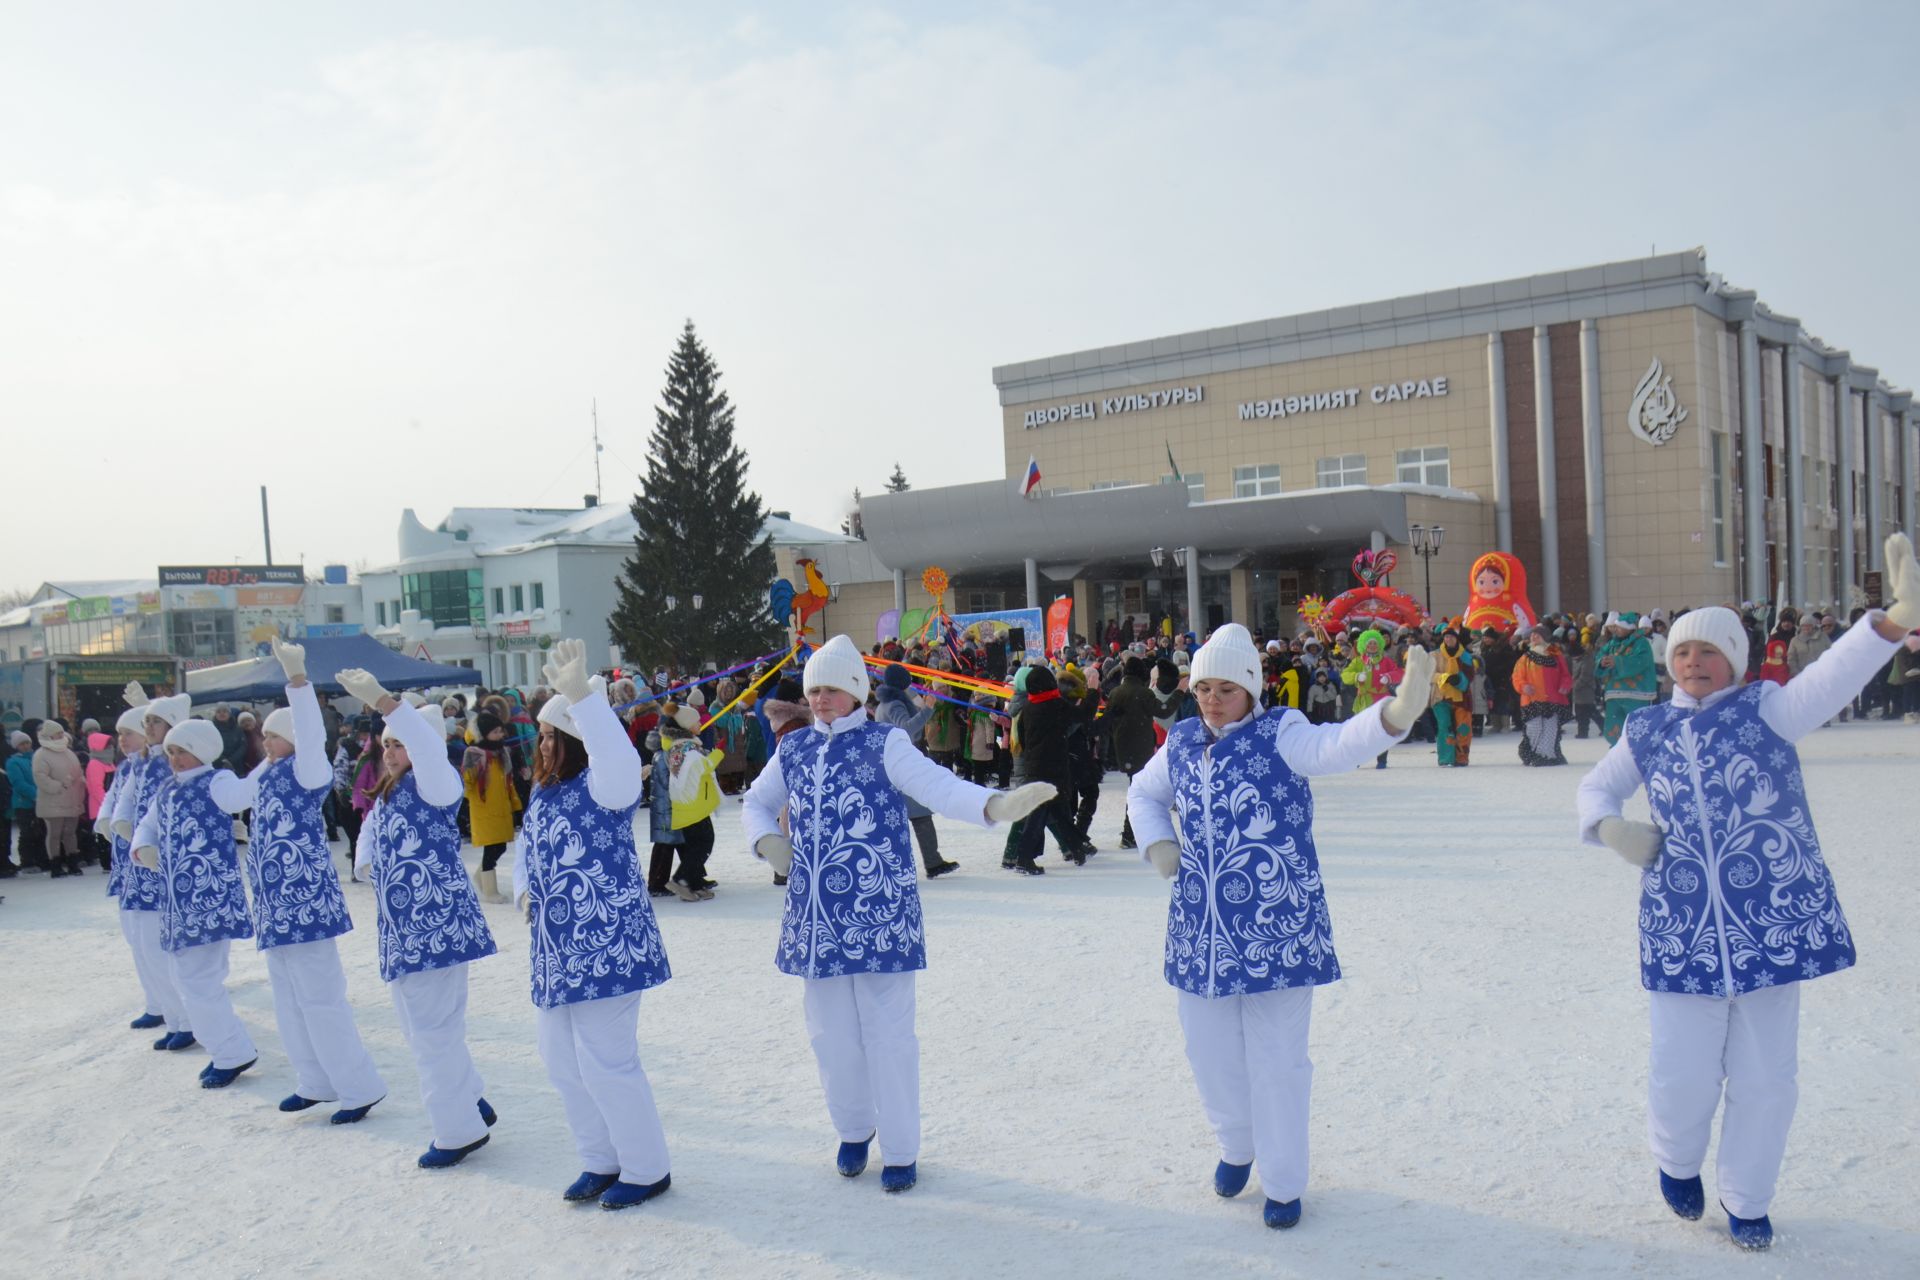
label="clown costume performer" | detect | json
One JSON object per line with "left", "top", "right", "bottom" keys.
{"left": 1575, "top": 534, "right": 1920, "bottom": 1252}
{"left": 344, "top": 668, "right": 500, "bottom": 1169}
{"left": 1127, "top": 624, "right": 1435, "bottom": 1230}
{"left": 742, "top": 635, "right": 1055, "bottom": 1194}
{"left": 510, "top": 641, "right": 674, "bottom": 1211}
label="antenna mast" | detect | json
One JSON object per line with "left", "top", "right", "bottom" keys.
{"left": 592, "top": 398, "right": 604, "bottom": 503}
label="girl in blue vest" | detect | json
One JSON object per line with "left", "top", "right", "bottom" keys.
{"left": 130, "top": 717, "right": 260, "bottom": 1089}
{"left": 1126, "top": 623, "right": 1435, "bottom": 1230}
{"left": 341, "top": 668, "right": 499, "bottom": 1169}
{"left": 1576, "top": 535, "right": 1920, "bottom": 1252}
{"left": 509, "top": 640, "right": 674, "bottom": 1210}
{"left": 224, "top": 640, "right": 388, "bottom": 1124}
{"left": 743, "top": 635, "right": 1056, "bottom": 1194}
{"left": 97, "top": 703, "right": 168, "bottom": 1033}
{"left": 112, "top": 690, "right": 196, "bottom": 1050}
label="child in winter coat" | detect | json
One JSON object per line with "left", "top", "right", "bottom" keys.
{"left": 1575, "top": 535, "right": 1920, "bottom": 1251}
{"left": 662, "top": 708, "right": 723, "bottom": 901}
{"left": 1304, "top": 668, "right": 1340, "bottom": 724}
{"left": 461, "top": 712, "right": 521, "bottom": 904}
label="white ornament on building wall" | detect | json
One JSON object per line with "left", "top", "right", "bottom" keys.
{"left": 1627, "top": 357, "right": 1688, "bottom": 446}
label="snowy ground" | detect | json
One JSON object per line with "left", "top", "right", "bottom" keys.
{"left": 2, "top": 722, "right": 1916, "bottom": 1279}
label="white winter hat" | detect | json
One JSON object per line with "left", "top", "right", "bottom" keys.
{"left": 803, "top": 635, "right": 869, "bottom": 702}
{"left": 536, "top": 676, "right": 606, "bottom": 740}
{"left": 383, "top": 702, "right": 445, "bottom": 744}
{"left": 1666, "top": 606, "right": 1748, "bottom": 677}
{"left": 1190, "top": 623, "right": 1262, "bottom": 701}
{"left": 262, "top": 706, "right": 295, "bottom": 744}
{"left": 144, "top": 693, "right": 191, "bottom": 729}
{"left": 37, "top": 722, "right": 69, "bottom": 747}
{"left": 1636, "top": 614, "right": 1653, "bottom": 631}
{"left": 115, "top": 705, "right": 149, "bottom": 736}
{"left": 164, "top": 719, "right": 223, "bottom": 767}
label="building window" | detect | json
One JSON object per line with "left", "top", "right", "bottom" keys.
{"left": 375, "top": 601, "right": 386, "bottom": 626}
{"left": 401, "top": 569, "right": 484, "bottom": 630}
{"left": 492, "top": 587, "right": 505, "bottom": 617}
{"left": 1710, "top": 432, "right": 1729, "bottom": 566}
{"left": 531, "top": 582, "right": 545, "bottom": 610}
{"left": 1316, "top": 454, "right": 1367, "bottom": 488}
{"left": 1232, "top": 464, "right": 1282, "bottom": 498}
{"left": 168, "top": 609, "right": 235, "bottom": 660}
{"left": 391, "top": 599, "right": 401, "bottom": 624}
{"left": 1160, "top": 473, "right": 1205, "bottom": 502}
{"left": 1043, "top": 486, "right": 1073, "bottom": 496}
{"left": 960, "top": 590, "right": 1004, "bottom": 612}
{"left": 1394, "top": 446, "right": 1450, "bottom": 487}
{"left": 326, "top": 604, "right": 345, "bottom": 624}
{"left": 1089, "top": 480, "right": 1130, "bottom": 491}
{"left": 510, "top": 584, "right": 525, "bottom": 613}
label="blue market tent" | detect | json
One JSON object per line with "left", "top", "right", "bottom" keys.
{"left": 185, "top": 633, "right": 482, "bottom": 704}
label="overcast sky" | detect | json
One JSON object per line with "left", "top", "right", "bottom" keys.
{"left": 4, "top": 0, "right": 1917, "bottom": 594}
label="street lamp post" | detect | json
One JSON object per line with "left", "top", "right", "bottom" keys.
{"left": 1409, "top": 524, "right": 1446, "bottom": 616}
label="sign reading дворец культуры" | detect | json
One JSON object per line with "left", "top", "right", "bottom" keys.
{"left": 1022, "top": 385, "right": 1206, "bottom": 429}
{"left": 1020, "top": 376, "right": 1449, "bottom": 430}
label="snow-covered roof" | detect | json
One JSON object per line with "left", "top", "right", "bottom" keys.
{"left": 0, "top": 605, "right": 31, "bottom": 628}
{"left": 32, "top": 578, "right": 158, "bottom": 602}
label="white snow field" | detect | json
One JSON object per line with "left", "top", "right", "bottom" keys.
{"left": 2, "top": 722, "right": 1916, "bottom": 1279}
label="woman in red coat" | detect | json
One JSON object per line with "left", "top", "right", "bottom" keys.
{"left": 1511, "top": 627, "right": 1573, "bottom": 766}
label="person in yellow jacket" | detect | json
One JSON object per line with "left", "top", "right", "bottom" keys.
{"left": 1430, "top": 628, "right": 1473, "bottom": 767}
{"left": 462, "top": 712, "right": 521, "bottom": 903}
{"left": 662, "top": 707, "right": 723, "bottom": 902}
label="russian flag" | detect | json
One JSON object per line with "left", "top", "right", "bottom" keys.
{"left": 1020, "top": 455, "right": 1042, "bottom": 498}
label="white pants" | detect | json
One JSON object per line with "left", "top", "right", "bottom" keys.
{"left": 1177, "top": 987, "right": 1314, "bottom": 1203}
{"left": 168, "top": 940, "right": 257, "bottom": 1070}
{"left": 1648, "top": 984, "right": 1800, "bottom": 1219}
{"left": 536, "top": 995, "right": 670, "bottom": 1183}
{"left": 264, "top": 940, "right": 387, "bottom": 1109}
{"left": 120, "top": 909, "right": 188, "bottom": 1029}
{"left": 389, "top": 965, "right": 488, "bottom": 1148}
{"left": 803, "top": 973, "right": 919, "bottom": 1167}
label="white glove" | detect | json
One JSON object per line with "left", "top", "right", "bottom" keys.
{"left": 1383, "top": 646, "right": 1436, "bottom": 734}
{"left": 543, "top": 638, "right": 593, "bottom": 704}
{"left": 336, "top": 668, "right": 391, "bottom": 708}
{"left": 113, "top": 820, "right": 134, "bottom": 842}
{"left": 756, "top": 834, "right": 794, "bottom": 876}
{"left": 1145, "top": 840, "right": 1181, "bottom": 878}
{"left": 985, "top": 782, "right": 1057, "bottom": 824}
{"left": 272, "top": 637, "right": 307, "bottom": 682}
{"left": 124, "top": 680, "right": 148, "bottom": 708}
{"left": 1596, "top": 817, "right": 1663, "bottom": 868}
{"left": 132, "top": 844, "right": 161, "bottom": 871}
{"left": 1884, "top": 533, "right": 1920, "bottom": 631}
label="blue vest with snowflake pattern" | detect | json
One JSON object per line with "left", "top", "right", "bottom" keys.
{"left": 776, "top": 719, "right": 922, "bottom": 979}
{"left": 116, "top": 751, "right": 171, "bottom": 913}
{"left": 366, "top": 773, "right": 497, "bottom": 982}
{"left": 521, "top": 769, "right": 670, "bottom": 1007}
{"left": 153, "top": 771, "right": 255, "bottom": 952}
{"left": 103, "top": 768, "right": 127, "bottom": 899}
{"left": 1162, "top": 709, "right": 1338, "bottom": 997}
{"left": 246, "top": 755, "right": 352, "bottom": 949}
{"left": 1624, "top": 682, "right": 1854, "bottom": 997}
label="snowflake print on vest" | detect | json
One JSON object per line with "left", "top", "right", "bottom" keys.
{"left": 521, "top": 770, "right": 671, "bottom": 1008}
{"left": 1625, "top": 683, "right": 1854, "bottom": 998}
{"left": 367, "top": 773, "right": 497, "bottom": 981}
{"left": 246, "top": 755, "right": 352, "bottom": 948}
{"left": 776, "top": 721, "right": 923, "bottom": 978}
{"left": 117, "top": 753, "right": 172, "bottom": 913}
{"left": 1162, "top": 711, "right": 1339, "bottom": 998}
{"left": 153, "top": 772, "right": 254, "bottom": 953}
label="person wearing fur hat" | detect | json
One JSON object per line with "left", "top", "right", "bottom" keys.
{"left": 462, "top": 710, "right": 521, "bottom": 905}
{"left": 743, "top": 634, "right": 1058, "bottom": 1194}
{"left": 873, "top": 663, "right": 962, "bottom": 878}
{"left": 111, "top": 686, "right": 197, "bottom": 1048}
{"left": 1511, "top": 626, "right": 1572, "bottom": 766}
{"left": 1126, "top": 623, "right": 1436, "bottom": 1231}
{"left": 1597, "top": 612, "right": 1658, "bottom": 745}
{"left": 1575, "top": 533, "right": 1920, "bottom": 1252}
{"left": 342, "top": 667, "right": 499, "bottom": 1169}
{"left": 32, "top": 721, "right": 86, "bottom": 876}
{"left": 212, "top": 642, "right": 389, "bottom": 1123}
{"left": 129, "top": 715, "right": 260, "bottom": 1088}
{"left": 507, "top": 640, "right": 673, "bottom": 1210}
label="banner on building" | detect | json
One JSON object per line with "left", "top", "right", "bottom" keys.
{"left": 159, "top": 565, "right": 305, "bottom": 587}
{"left": 947, "top": 607, "right": 1045, "bottom": 652}
{"left": 1045, "top": 597, "right": 1073, "bottom": 657}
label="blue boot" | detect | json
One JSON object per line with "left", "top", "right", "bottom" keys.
{"left": 1722, "top": 1203, "right": 1772, "bottom": 1251}
{"left": 477, "top": 1097, "right": 497, "bottom": 1127}
{"left": 200, "top": 1058, "right": 257, "bottom": 1090}
{"left": 881, "top": 1163, "right": 917, "bottom": 1194}
{"left": 600, "top": 1174, "right": 671, "bottom": 1210}
{"left": 564, "top": 1171, "right": 619, "bottom": 1202}
{"left": 130, "top": 1013, "right": 165, "bottom": 1030}
{"left": 330, "top": 1097, "right": 383, "bottom": 1125}
{"left": 1659, "top": 1170, "right": 1703, "bottom": 1220}
{"left": 1263, "top": 1198, "right": 1302, "bottom": 1230}
{"left": 1214, "top": 1161, "right": 1252, "bottom": 1198}
{"left": 837, "top": 1133, "right": 874, "bottom": 1178}
{"left": 279, "top": 1094, "right": 324, "bottom": 1113}
{"left": 156, "top": 1031, "right": 197, "bottom": 1051}
{"left": 417, "top": 1134, "right": 489, "bottom": 1169}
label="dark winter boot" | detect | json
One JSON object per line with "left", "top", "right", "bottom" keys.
{"left": 1013, "top": 858, "right": 1045, "bottom": 876}
{"left": 1722, "top": 1203, "right": 1772, "bottom": 1251}
{"left": 417, "top": 1134, "right": 489, "bottom": 1169}
{"left": 564, "top": 1171, "right": 620, "bottom": 1202}
{"left": 838, "top": 1133, "right": 873, "bottom": 1177}
{"left": 1263, "top": 1197, "right": 1302, "bottom": 1229}
{"left": 129, "top": 1013, "right": 165, "bottom": 1030}
{"left": 1214, "top": 1161, "right": 1252, "bottom": 1198}
{"left": 1659, "top": 1170, "right": 1703, "bottom": 1220}
{"left": 881, "top": 1162, "right": 917, "bottom": 1193}
{"left": 600, "top": 1173, "right": 671, "bottom": 1210}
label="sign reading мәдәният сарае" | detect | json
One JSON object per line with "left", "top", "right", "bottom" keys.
{"left": 1019, "top": 376, "right": 1451, "bottom": 430}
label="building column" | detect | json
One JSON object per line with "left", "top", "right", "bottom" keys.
{"left": 1738, "top": 323, "right": 1768, "bottom": 602}
{"left": 1229, "top": 568, "right": 1252, "bottom": 630}
{"left": 891, "top": 568, "right": 906, "bottom": 615}
{"left": 1904, "top": 408, "right": 1918, "bottom": 540}
{"left": 1184, "top": 547, "right": 1201, "bottom": 637}
{"left": 1864, "top": 393, "right": 1884, "bottom": 570}
{"left": 1487, "top": 333, "right": 1513, "bottom": 552}
{"left": 1835, "top": 378, "right": 1855, "bottom": 599}
{"left": 1024, "top": 558, "right": 1039, "bottom": 610}
{"left": 1781, "top": 345, "right": 1806, "bottom": 605}
{"left": 1532, "top": 325, "right": 1560, "bottom": 614}
{"left": 1072, "top": 577, "right": 1092, "bottom": 645}
{"left": 1578, "top": 319, "right": 1606, "bottom": 615}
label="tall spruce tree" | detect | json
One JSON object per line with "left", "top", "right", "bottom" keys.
{"left": 885, "top": 462, "right": 910, "bottom": 492}
{"left": 610, "top": 321, "right": 777, "bottom": 671}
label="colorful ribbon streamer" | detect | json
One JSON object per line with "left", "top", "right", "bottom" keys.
{"left": 611, "top": 649, "right": 784, "bottom": 714}
{"left": 698, "top": 645, "right": 803, "bottom": 733}
{"left": 861, "top": 655, "right": 1011, "bottom": 697}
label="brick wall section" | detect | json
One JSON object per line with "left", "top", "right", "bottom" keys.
{"left": 1550, "top": 321, "right": 1590, "bottom": 613}
{"left": 1503, "top": 330, "right": 1541, "bottom": 582}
